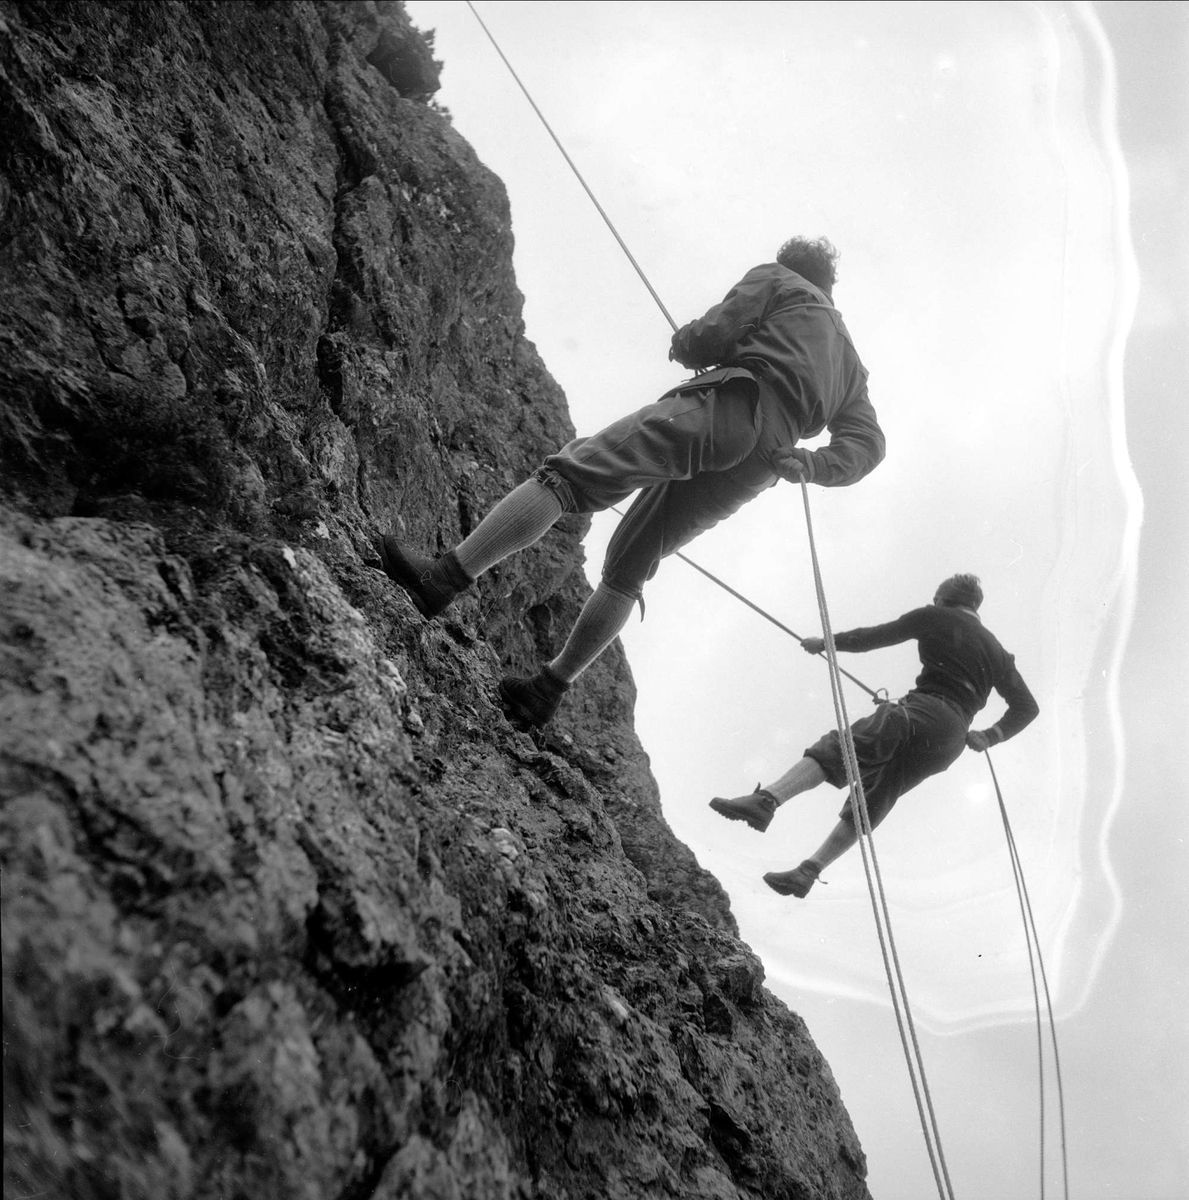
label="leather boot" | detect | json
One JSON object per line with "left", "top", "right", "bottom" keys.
{"left": 498, "top": 666, "right": 570, "bottom": 729}
{"left": 709, "top": 788, "right": 778, "bottom": 832}
{"left": 379, "top": 536, "right": 472, "bottom": 618}
{"left": 763, "top": 860, "right": 822, "bottom": 898}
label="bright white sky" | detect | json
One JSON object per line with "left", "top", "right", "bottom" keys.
{"left": 406, "top": 4, "right": 1186, "bottom": 1197}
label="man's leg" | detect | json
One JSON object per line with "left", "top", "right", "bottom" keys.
{"left": 501, "top": 385, "right": 771, "bottom": 728}
{"left": 497, "top": 580, "right": 637, "bottom": 729}
{"left": 763, "top": 817, "right": 859, "bottom": 898}
{"left": 455, "top": 478, "right": 564, "bottom": 578}
{"left": 761, "top": 704, "right": 915, "bottom": 898}
{"left": 710, "top": 757, "right": 827, "bottom": 832}
{"left": 764, "top": 757, "right": 828, "bottom": 803}
{"left": 543, "top": 378, "right": 760, "bottom": 506}
{"left": 806, "top": 818, "right": 860, "bottom": 870}
{"left": 765, "top": 699, "right": 972, "bottom": 898}
{"left": 383, "top": 379, "right": 759, "bottom": 620}
{"left": 548, "top": 582, "right": 638, "bottom": 682}
{"left": 380, "top": 477, "right": 564, "bottom": 618}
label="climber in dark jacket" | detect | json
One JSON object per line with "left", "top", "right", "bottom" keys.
{"left": 710, "top": 574, "right": 1040, "bottom": 898}
{"left": 380, "top": 236, "right": 885, "bottom": 729}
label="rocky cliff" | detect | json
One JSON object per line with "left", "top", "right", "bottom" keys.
{"left": 0, "top": 3, "right": 871, "bottom": 1197}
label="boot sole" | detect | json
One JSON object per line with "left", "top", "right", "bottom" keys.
{"left": 763, "top": 871, "right": 815, "bottom": 898}
{"left": 709, "top": 797, "right": 773, "bottom": 832}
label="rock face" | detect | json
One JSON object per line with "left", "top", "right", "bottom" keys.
{"left": 0, "top": 3, "right": 870, "bottom": 1198}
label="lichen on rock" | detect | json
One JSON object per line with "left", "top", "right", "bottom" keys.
{"left": 0, "top": 2, "right": 870, "bottom": 1197}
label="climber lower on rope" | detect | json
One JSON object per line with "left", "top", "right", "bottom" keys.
{"left": 711, "top": 573, "right": 1040, "bottom": 898}
{"left": 379, "top": 235, "right": 885, "bottom": 729}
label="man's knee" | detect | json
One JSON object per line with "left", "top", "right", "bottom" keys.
{"left": 598, "top": 570, "right": 646, "bottom": 604}
{"left": 804, "top": 741, "right": 847, "bottom": 789}
{"left": 531, "top": 466, "right": 584, "bottom": 514}
{"left": 601, "top": 509, "right": 666, "bottom": 600}
{"left": 597, "top": 576, "right": 642, "bottom": 604}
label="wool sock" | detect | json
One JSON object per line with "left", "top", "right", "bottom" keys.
{"left": 807, "top": 818, "right": 859, "bottom": 869}
{"left": 454, "top": 479, "right": 563, "bottom": 579}
{"left": 762, "top": 757, "right": 828, "bottom": 805}
{"left": 548, "top": 583, "right": 636, "bottom": 682}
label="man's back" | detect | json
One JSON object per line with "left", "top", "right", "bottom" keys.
{"left": 670, "top": 262, "right": 884, "bottom": 485}
{"left": 834, "top": 605, "right": 1038, "bottom": 733}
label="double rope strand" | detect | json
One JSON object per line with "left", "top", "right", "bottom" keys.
{"left": 800, "top": 480, "right": 956, "bottom": 1200}
{"left": 987, "top": 752, "right": 1070, "bottom": 1200}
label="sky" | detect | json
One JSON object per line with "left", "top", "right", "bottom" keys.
{"left": 404, "top": 3, "right": 1188, "bottom": 1198}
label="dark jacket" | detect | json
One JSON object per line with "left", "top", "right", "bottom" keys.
{"left": 833, "top": 605, "right": 1040, "bottom": 740}
{"left": 669, "top": 262, "right": 885, "bottom": 487}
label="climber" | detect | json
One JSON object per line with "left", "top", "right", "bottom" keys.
{"left": 379, "top": 236, "right": 885, "bottom": 729}
{"left": 710, "top": 574, "right": 1040, "bottom": 897}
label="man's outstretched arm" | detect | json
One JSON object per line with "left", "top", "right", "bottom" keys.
{"left": 801, "top": 612, "right": 921, "bottom": 657}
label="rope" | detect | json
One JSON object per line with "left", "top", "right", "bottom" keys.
{"left": 986, "top": 751, "right": 1070, "bottom": 1200}
{"left": 1006, "top": 790, "right": 1047, "bottom": 1200}
{"left": 608, "top": 507, "right": 885, "bottom": 702}
{"left": 465, "top": 15, "right": 1089, "bottom": 1198}
{"left": 800, "top": 478, "right": 956, "bottom": 1200}
{"left": 465, "top": 1, "right": 680, "bottom": 333}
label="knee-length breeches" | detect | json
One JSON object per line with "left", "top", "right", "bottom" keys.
{"left": 804, "top": 692, "right": 969, "bottom": 828}
{"left": 535, "top": 380, "right": 780, "bottom": 598}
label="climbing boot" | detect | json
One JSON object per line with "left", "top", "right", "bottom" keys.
{"left": 709, "top": 788, "right": 778, "bottom": 832}
{"left": 498, "top": 666, "right": 570, "bottom": 730}
{"left": 379, "top": 536, "right": 472, "bottom": 618}
{"left": 763, "top": 861, "right": 822, "bottom": 899}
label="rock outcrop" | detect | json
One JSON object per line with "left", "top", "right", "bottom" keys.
{"left": 0, "top": 3, "right": 870, "bottom": 1197}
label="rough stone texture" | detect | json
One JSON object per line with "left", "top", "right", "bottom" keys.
{"left": 0, "top": 3, "right": 871, "bottom": 1198}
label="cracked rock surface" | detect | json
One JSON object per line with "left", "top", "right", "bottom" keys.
{"left": 1, "top": 3, "right": 870, "bottom": 1197}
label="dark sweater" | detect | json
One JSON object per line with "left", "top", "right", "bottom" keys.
{"left": 833, "top": 605, "right": 1039, "bottom": 740}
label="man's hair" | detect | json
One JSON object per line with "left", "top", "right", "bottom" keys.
{"left": 776, "top": 236, "right": 840, "bottom": 293}
{"left": 936, "top": 573, "right": 984, "bottom": 611}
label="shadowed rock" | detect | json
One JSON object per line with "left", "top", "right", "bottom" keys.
{"left": 0, "top": 3, "right": 871, "bottom": 1197}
